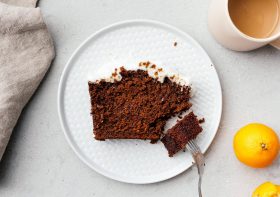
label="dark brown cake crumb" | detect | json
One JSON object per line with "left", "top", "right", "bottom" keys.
{"left": 199, "top": 118, "right": 205, "bottom": 124}
{"left": 161, "top": 112, "right": 203, "bottom": 157}
{"left": 88, "top": 68, "right": 192, "bottom": 141}
{"left": 174, "top": 42, "right": 177, "bottom": 47}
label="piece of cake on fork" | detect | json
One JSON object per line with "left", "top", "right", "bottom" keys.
{"left": 161, "top": 112, "right": 203, "bottom": 157}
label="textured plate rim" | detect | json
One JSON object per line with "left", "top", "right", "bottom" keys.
{"left": 58, "top": 19, "right": 223, "bottom": 184}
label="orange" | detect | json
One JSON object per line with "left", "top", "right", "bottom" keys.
{"left": 233, "top": 123, "right": 280, "bottom": 168}
{"left": 252, "top": 182, "right": 280, "bottom": 197}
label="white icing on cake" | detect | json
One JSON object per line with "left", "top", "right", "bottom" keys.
{"left": 88, "top": 61, "right": 193, "bottom": 95}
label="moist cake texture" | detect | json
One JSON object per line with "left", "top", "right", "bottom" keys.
{"left": 88, "top": 66, "right": 192, "bottom": 141}
{"left": 161, "top": 112, "right": 203, "bottom": 157}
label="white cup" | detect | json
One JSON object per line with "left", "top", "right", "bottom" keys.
{"left": 208, "top": 0, "right": 280, "bottom": 51}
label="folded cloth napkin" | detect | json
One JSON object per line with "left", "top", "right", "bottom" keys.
{"left": 0, "top": 0, "right": 55, "bottom": 160}
{"left": 0, "top": 0, "right": 37, "bottom": 7}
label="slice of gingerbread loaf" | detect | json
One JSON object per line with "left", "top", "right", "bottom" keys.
{"left": 88, "top": 66, "right": 192, "bottom": 141}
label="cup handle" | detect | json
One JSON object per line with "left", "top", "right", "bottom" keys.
{"left": 270, "top": 38, "right": 280, "bottom": 50}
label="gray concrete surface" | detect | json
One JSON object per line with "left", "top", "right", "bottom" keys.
{"left": 0, "top": 0, "right": 280, "bottom": 196}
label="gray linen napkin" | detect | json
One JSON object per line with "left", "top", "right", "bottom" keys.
{"left": 0, "top": 0, "right": 37, "bottom": 7}
{"left": 0, "top": 0, "right": 55, "bottom": 160}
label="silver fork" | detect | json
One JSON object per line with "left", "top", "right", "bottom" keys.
{"left": 186, "top": 139, "right": 205, "bottom": 197}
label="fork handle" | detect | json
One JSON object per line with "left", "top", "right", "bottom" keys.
{"left": 193, "top": 154, "right": 204, "bottom": 197}
{"left": 198, "top": 170, "right": 202, "bottom": 197}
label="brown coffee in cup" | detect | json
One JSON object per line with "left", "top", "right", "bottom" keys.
{"left": 229, "top": 0, "right": 279, "bottom": 38}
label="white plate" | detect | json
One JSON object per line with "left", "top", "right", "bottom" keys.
{"left": 58, "top": 20, "right": 222, "bottom": 184}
